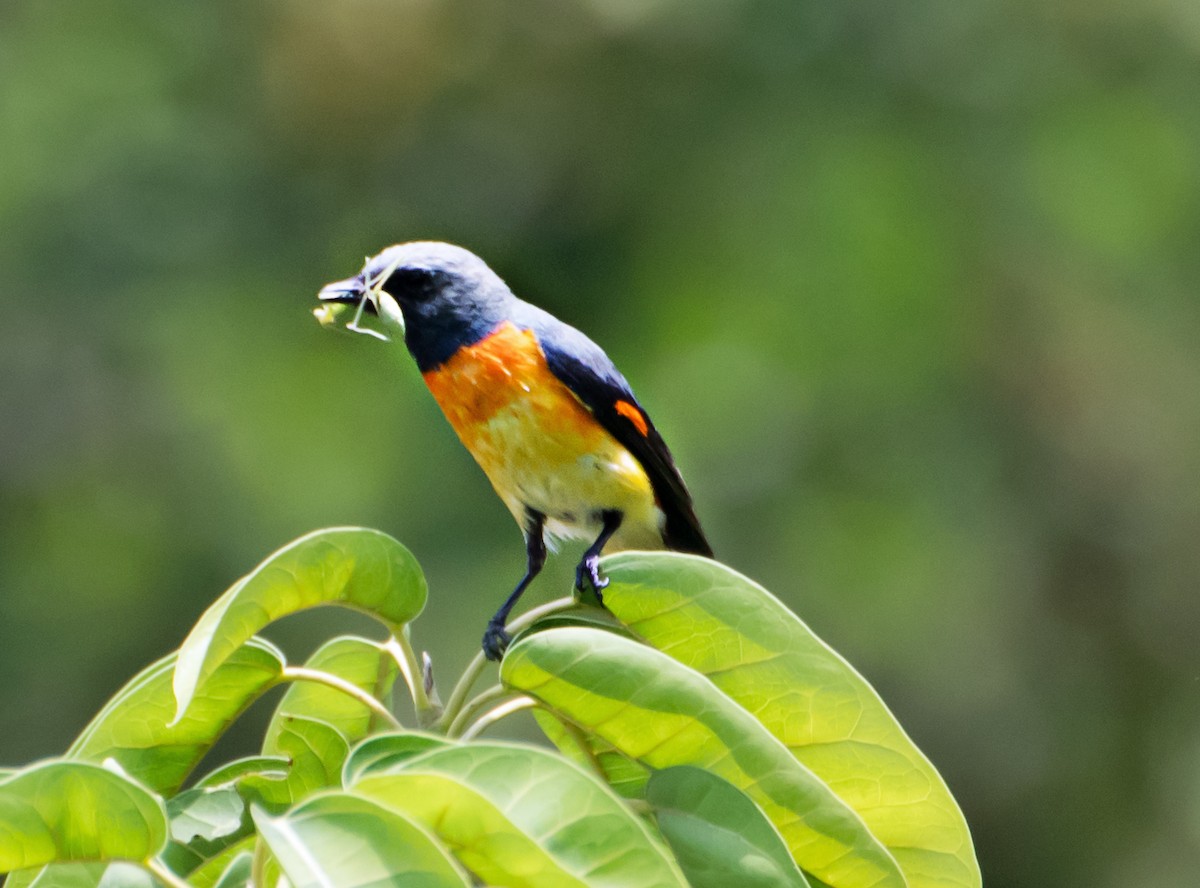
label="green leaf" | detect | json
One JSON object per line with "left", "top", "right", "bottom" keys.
{"left": 167, "top": 786, "right": 245, "bottom": 845}
{"left": 173, "top": 527, "right": 425, "bottom": 720}
{"left": 512, "top": 609, "right": 628, "bottom": 638}
{"left": 264, "top": 635, "right": 399, "bottom": 748}
{"left": 9, "top": 797, "right": 249, "bottom": 888}
{"left": 531, "top": 709, "right": 650, "bottom": 799}
{"left": 159, "top": 840, "right": 204, "bottom": 880}
{"left": 342, "top": 732, "right": 452, "bottom": 785}
{"left": 601, "top": 552, "right": 980, "bottom": 888}
{"left": 24, "top": 862, "right": 155, "bottom": 888}
{"left": 3, "top": 867, "right": 37, "bottom": 887}
{"left": 161, "top": 759, "right": 280, "bottom": 878}
{"left": 247, "top": 715, "right": 348, "bottom": 811}
{"left": 647, "top": 766, "right": 810, "bottom": 888}
{"left": 192, "top": 756, "right": 290, "bottom": 790}
{"left": 252, "top": 794, "right": 471, "bottom": 887}
{"left": 210, "top": 851, "right": 252, "bottom": 888}
{"left": 68, "top": 639, "right": 284, "bottom": 795}
{"left": 183, "top": 838, "right": 255, "bottom": 888}
{"left": 353, "top": 740, "right": 687, "bottom": 888}
{"left": 502, "top": 626, "right": 904, "bottom": 888}
{"left": 0, "top": 760, "right": 167, "bottom": 872}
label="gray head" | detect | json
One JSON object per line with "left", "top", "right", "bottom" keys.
{"left": 318, "top": 241, "right": 518, "bottom": 370}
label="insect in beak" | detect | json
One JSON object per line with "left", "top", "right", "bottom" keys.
{"left": 315, "top": 255, "right": 403, "bottom": 341}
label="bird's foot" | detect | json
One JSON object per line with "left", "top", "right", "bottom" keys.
{"left": 481, "top": 620, "right": 511, "bottom": 662}
{"left": 575, "top": 553, "right": 609, "bottom": 607}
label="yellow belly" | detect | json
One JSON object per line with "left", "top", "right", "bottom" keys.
{"left": 422, "top": 322, "right": 664, "bottom": 549}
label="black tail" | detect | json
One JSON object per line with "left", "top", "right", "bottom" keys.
{"left": 661, "top": 498, "right": 713, "bottom": 557}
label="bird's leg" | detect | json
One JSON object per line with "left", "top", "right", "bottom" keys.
{"left": 482, "top": 509, "right": 547, "bottom": 662}
{"left": 575, "top": 510, "right": 623, "bottom": 606}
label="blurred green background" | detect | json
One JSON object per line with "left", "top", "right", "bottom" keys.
{"left": 2, "top": 1, "right": 1198, "bottom": 884}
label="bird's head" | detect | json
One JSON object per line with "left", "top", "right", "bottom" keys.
{"left": 316, "top": 241, "right": 511, "bottom": 345}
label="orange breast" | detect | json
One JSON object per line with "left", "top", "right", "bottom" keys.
{"left": 422, "top": 322, "right": 600, "bottom": 444}
{"left": 420, "top": 321, "right": 658, "bottom": 540}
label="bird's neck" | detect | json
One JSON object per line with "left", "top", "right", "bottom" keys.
{"left": 403, "top": 306, "right": 504, "bottom": 372}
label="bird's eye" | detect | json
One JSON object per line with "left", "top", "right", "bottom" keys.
{"left": 380, "top": 266, "right": 439, "bottom": 302}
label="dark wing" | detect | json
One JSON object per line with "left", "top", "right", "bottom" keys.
{"left": 527, "top": 310, "right": 713, "bottom": 557}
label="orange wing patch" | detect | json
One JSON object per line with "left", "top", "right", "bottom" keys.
{"left": 615, "top": 399, "right": 649, "bottom": 437}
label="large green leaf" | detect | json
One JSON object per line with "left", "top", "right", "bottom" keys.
{"left": 67, "top": 639, "right": 283, "bottom": 796}
{"left": 601, "top": 552, "right": 980, "bottom": 888}
{"left": 263, "top": 635, "right": 399, "bottom": 750}
{"left": 247, "top": 715, "right": 348, "bottom": 811}
{"left": 502, "top": 627, "right": 903, "bottom": 888}
{"left": 173, "top": 527, "right": 425, "bottom": 720}
{"left": 352, "top": 740, "right": 687, "bottom": 888}
{"left": 0, "top": 761, "right": 166, "bottom": 872}
{"left": 252, "top": 793, "right": 471, "bottom": 887}
{"left": 647, "top": 766, "right": 810, "bottom": 888}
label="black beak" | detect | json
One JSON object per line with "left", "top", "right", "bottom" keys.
{"left": 318, "top": 276, "right": 380, "bottom": 317}
{"left": 318, "top": 276, "right": 366, "bottom": 305}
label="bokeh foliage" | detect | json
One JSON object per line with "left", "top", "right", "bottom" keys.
{"left": 1, "top": 2, "right": 1198, "bottom": 886}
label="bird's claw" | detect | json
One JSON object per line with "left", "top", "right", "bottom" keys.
{"left": 482, "top": 620, "right": 511, "bottom": 662}
{"left": 575, "top": 554, "right": 609, "bottom": 606}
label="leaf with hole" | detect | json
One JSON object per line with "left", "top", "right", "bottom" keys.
{"left": 245, "top": 715, "right": 348, "bottom": 811}
{"left": 167, "top": 786, "right": 245, "bottom": 846}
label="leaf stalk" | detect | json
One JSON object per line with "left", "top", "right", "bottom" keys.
{"left": 460, "top": 696, "right": 537, "bottom": 741}
{"left": 145, "top": 859, "right": 192, "bottom": 888}
{"left": 279, "top": 666, "right": 403, "bottom": 730}
{"left": 384, "top": 629, "right": 439, "bottom": 728}
{"left": 436, "top": 596, "right": 578, "bottom": 732}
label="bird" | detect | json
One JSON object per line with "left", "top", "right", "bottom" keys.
{"left": 317, "top": 242, "right": 712, "bottom": 660}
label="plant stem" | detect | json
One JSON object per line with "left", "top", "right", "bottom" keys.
{"left": 460, "top": 695, "right": 537, "bottom": 741}
{"left": 368, "top": 639, "right": 394, "bottom": 735}
{"left": 145, "top": 859, "right": 192, "bottom": 888}
{"left": 437, "top": 596, "right": 578, "bottom": 732}
{"left": 251, "top": 836, "right": 269, "bottom": 888}
{"left": 446, "top": 684, "right": 511, "bottom": 738}
{"left": 437, "top": 650, "right": 488, "bottom": 734}
{"left": 279, "top": 666, "right": 403, "bottom": 730}
{"left": 384, "top": 628, "right": 438, "bottom": 728}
